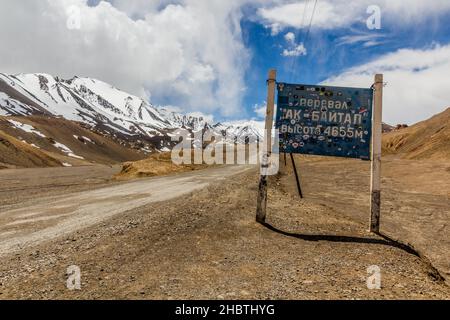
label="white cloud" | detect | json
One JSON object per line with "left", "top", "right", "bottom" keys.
{"left": 0, "top": 0, "right": 251, "bottom": 116}
{"left": 324, "top": 44, "right": 450, "bottom": 125}
{"left": 337, "top": 33, "right": 385, "bottom": 47}
{"left": 282, "top": 44, "right": 307, "bottom": 57}
{"left": 284, "top": 32, "right": 296, "bottom": 44}
{"left": 253, "top": 102, "right": 267, "bottom": 118}
{"left": 281, "top": 31, "right": 306, "bottom": 57}
{"left": 258, "top": 1, "right": 357, "bottom": 33}
{"left": 258, "top": 0, "right": 450, "bottom": 34}
{"left": 105, "top": 0, "right": 169, "bottom": 19}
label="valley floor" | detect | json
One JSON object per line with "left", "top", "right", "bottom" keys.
{"left": 0, "top": 158, "right": 448, "bottom": 299}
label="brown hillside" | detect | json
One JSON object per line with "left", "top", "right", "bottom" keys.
{"left": 0, "top": 130, "right": 62, "bottom": 169}
{"left": 383, "top": 108, "right": 450, "bottom": 160}
{"left": 0, "top": 115, "right": 147, "bottom": 168}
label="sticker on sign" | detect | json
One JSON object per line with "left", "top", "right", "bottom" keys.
{"left": 275, "top": 83, "right": 373, "bottom": 160}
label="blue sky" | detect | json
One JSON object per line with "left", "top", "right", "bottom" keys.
{"left": 240, "top": 3, "right": 450, "bottom": 124}
{"left": 1, "top": 0, "right": 450, "bottom": 124}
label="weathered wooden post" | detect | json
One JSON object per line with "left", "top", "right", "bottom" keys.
{"left": 370, "top": 74, "right": 383, "bottom": 233}
{"left": 256, "top": 69, "right": 277, "bottom": 223}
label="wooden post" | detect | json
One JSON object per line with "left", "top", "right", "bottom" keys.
{"left": 370, "top": 74, "right": 383, "bottom": 233}
{"left": 256, "top": 69, "right": 277, "bottom": 223}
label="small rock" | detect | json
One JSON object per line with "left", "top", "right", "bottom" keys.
{"left": 240, "top": 290, "right": 250, "bottom": 296}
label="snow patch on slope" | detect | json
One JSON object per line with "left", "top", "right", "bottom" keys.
{"left": 53, "top": 141, "right": 85, "bottom": 160}
{"left": 8, "top": 119, "right": 46, "bottom": 137}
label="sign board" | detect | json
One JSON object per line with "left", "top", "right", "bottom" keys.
{"left": 275, "top": 83, "right": 373, "bottom": 160}
{"left": 257, "top": 70, "right": 383, "bottom": 233}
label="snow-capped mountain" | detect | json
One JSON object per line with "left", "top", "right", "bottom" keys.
{"left": 0, "top": 73, "right": 263, "bottom": 151}
{"left": 0, "top": 73, "right": 173, "bottom": 137}
{"left": 221, "top": 120, "right": 265, "bottom": 140}
{"left": 157, "top": 107, "right": 212, "bottom": 132}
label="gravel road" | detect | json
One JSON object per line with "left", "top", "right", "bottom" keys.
{"left": 0, "top": 165, "right": 253, "bottom": 256}
{"left": 0, "top": 161, "right": 448, "bottom": 299}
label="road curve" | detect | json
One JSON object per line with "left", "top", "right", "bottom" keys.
{"left": 0, "top": 165, "right": 255, "bottom": 256}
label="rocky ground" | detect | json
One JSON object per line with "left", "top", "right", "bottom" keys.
{"left": 0, "top": 157, "right": 448, "bottom": 300}
{"left": 282, "top": 155, "right": 450, "bottom": 284}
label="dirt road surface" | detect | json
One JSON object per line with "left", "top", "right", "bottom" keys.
{"left": 0, "top": 165, "right": 252, "bottom": 256}
{"left": 0, "top": 159, "right": 449, "bottom": 299}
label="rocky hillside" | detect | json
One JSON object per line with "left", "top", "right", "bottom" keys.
{"left": 383, "top": 108, "right": 450, "bottom": 160}
{"left": 0, "top": 115, "right": 146, "bottom": 169}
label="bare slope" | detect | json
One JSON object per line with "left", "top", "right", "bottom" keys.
{"left": 383, "top": 108, "right": 450, "bottom": 160}
{"left": 0, "top": 115, "right": 146, "bottom": 168}
{"left": 0, "top": 130, "right": 61, "bottom": 169}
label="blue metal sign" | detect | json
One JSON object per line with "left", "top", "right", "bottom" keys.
{"left": 275, "top": 83, "right": 373, "bottom": 160}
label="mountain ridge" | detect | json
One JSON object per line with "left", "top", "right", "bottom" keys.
{"left": 0, "top": 73, "right": 263, "bottom": 150}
